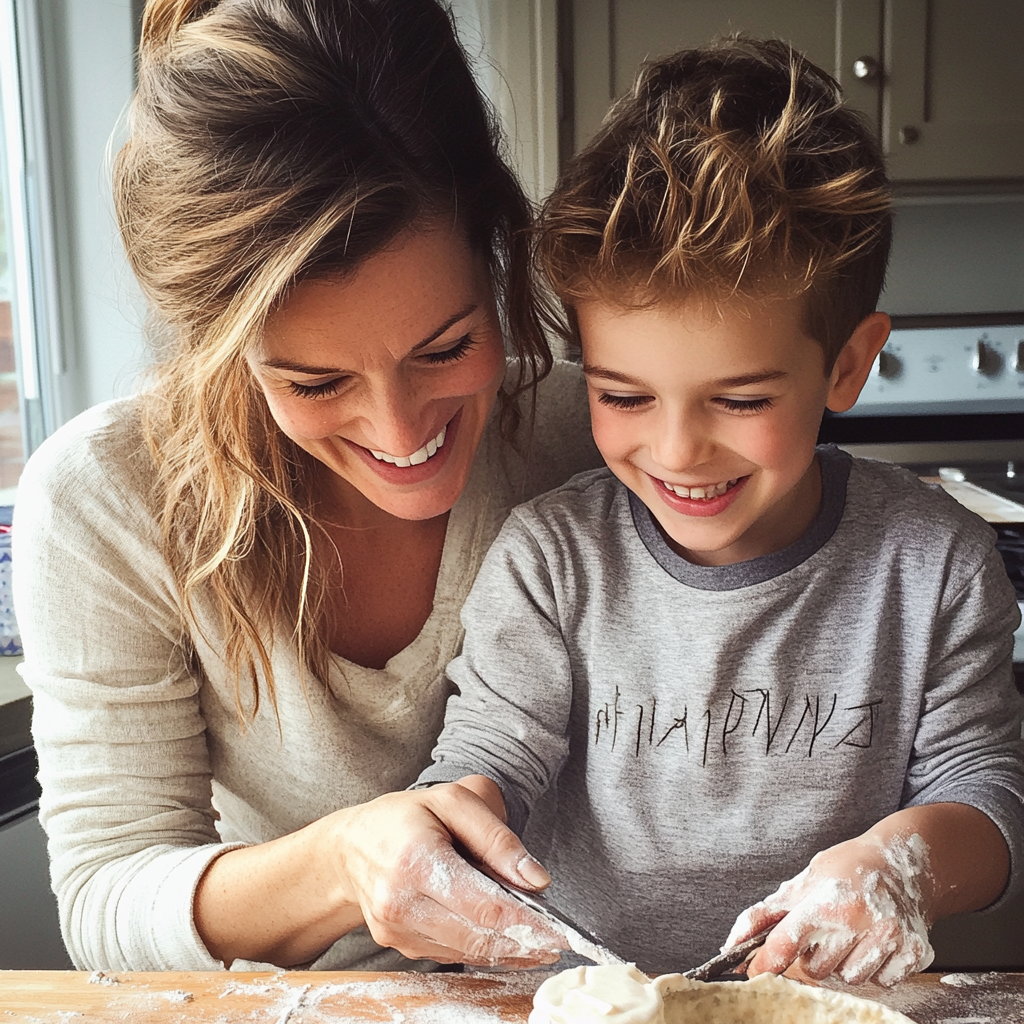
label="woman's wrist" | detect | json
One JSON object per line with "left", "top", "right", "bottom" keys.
{"left": 193, "top": 815, "right": 366, "bottom": 967}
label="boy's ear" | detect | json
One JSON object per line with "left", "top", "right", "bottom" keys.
{"left": 826, "top": 312, "right": 891, "bottom": 413}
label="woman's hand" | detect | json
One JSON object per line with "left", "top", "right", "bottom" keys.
{"left": 725, "top": 832, "right": 934, "bottom": 987}
{"left": 327, "top": 776, "right": 566, "bottom": 966}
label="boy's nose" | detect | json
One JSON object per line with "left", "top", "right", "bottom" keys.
{"left": 649, "top": 408, "right": 716, "bottom": 474}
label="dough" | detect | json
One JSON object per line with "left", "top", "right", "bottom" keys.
{"left": 529, "top": 965, "right": 665, "bottom": 1024}
{"left": 529, "top": 967, "right": 918, "bottom": 1024}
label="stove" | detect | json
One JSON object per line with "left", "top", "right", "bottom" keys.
{"left": 818, "top": 313, "right": 1024, "bottom": 669}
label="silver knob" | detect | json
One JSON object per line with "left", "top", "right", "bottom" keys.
{"left": 1008, "top": 461, "right": 1017, "bottom": 479}
{"left": 852, "top": 56, "right": 880, "bottom": 81}
{"left": 871, "top": 348, "right": 901, "bottom": 379}
{"left": 1013, "top": 340, "right": 1024, "bottom": 372}
{"left": 972, "top": 338, "right": 1001, "bottom": 376}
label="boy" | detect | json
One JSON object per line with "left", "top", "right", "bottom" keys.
{"left": 415, "top": 39, "right": 1024, "bottom": 984}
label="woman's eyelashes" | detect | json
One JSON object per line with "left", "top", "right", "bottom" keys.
{"left": 283, "top": 335, "right": 479, "bottom": 400}
{"left": 286, "top": 376, "right": 346, "bottom": 399}
{"left": 423, "top": 333, "right": 477, "bottom": 365}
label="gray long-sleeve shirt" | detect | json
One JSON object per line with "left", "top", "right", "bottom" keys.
{"left": 417, "top": 447, "right": 1024, "bottom": 974}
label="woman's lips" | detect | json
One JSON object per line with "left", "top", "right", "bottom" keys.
{"left": 651, "top": 472, "right": 750, "bottom": 518}
{"left": 348, "top": 407, "right": 462, "bottom": 484}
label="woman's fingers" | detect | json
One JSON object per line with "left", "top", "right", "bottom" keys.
{"left": 427, "top": 782, "right": 552, "bottom": 890}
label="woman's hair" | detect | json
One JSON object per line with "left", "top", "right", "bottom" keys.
{"left": 537, "top": 38, "right": 892, "bottom": 368}
{"left": 117, "top": 0, "right": 554, "bottom": 719}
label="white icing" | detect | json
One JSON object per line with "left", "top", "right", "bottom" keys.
{"left": 529, "top": 965, "right": 664, "bottom": 1024}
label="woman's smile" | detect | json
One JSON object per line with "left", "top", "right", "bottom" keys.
{"left": 250, "top": 221, "right": 506, "bottom": 522}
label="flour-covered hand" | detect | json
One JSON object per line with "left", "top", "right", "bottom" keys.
{"left": 726, "top": 833, "right": 935, "bottom": 987}
{"left": 331, "top": 778, "right": 566, "bottom": 966}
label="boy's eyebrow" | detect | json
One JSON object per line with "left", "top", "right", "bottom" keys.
{"left": 262, "top": 303, "right": 478, "bottom": 374}
{"left": 583, "top": 366, "right": 788, "bottom": 388}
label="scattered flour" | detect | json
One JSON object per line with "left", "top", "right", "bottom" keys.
{"left": 161, "top": 989, "right": 194, "bottom": 1003}
{"left": 86, "top": 971, "right": 118, "bottom": 986}
{"left": 940, "top": 973, "right": 996, "bottom": 987}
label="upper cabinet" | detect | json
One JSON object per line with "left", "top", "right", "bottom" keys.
{"left": 568, "top": 0, "right": 1024, "bottom": 186}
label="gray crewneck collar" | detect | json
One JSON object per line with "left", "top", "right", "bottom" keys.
{"left": 628, "top": 444, "right": 852, "bottom": 591}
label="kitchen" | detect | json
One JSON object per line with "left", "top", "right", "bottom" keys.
{"left": 0, "top": 0, "right": 1022, "bottom": 1017}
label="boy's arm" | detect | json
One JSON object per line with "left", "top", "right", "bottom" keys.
{"left": 730, "top": 538, "right": 1024, "bottom": 986}
{"left": 731, "top": 801, "right": 1008, "bottom": 986}
{"left": 414, "top": 510, "right": 575, "bottom": 834}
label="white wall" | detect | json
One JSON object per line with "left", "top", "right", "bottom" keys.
{"left": 39, "top": 0, "right": 144, "bottom": 422}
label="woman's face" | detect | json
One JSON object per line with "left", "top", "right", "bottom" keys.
{"left": 249, "top": 221, "right": 506, "bottom": 521}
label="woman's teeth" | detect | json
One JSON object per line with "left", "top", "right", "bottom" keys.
{"left": 370, "top": 424, "right": 447, "bottom": 467}
{"left": 662, "top": 477, "right": 738, "bottom": 500}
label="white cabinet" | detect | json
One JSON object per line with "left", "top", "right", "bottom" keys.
{"left": 569, "top": 0, "right": 1024, "bottom": 184}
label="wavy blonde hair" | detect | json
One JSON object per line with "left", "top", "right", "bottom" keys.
{"left": 116, "top": 0, "right": 555, "bottom": 719}
{"left": 537, "top": 38, "right": 893, "bottom": 366}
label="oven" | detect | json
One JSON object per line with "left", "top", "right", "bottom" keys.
{"left": 818, "top": 313, "right": 1024, "bottom": 679}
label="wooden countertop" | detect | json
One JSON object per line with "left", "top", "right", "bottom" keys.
{"left": 0, "top": 969, "right": 1021, "bottom": 1022}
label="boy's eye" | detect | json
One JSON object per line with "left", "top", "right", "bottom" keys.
{"left": 598, "top": 392, "right": 654, "bottom": 410}
{"left": 717, "top": 396, "right": 774, "bottom": 413}
{"left": 286, "top": 377, "right": 346, "bottom": 399}
{"left": 423, "top": 334, "right": 478, "bottom": 365}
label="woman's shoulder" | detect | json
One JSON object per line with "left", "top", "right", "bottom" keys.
{"left": 18, "top": 396, "right": 157, "bottom": 531}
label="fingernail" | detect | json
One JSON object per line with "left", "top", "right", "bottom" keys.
{"left": 516, "top": 854, "right": 551, "bottom": 888}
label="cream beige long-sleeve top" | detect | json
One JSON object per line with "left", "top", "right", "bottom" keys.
{"left": 14, "top": 361, "right": 599, "bottom": 973}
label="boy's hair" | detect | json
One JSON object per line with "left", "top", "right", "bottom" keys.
{"left": 537, "top": 37, "right": 892, "bottom": 368}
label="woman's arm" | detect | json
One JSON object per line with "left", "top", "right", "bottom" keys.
{"left": 732, "top": 802, "right": 1009, "bottom": 986}
{"left": 194, "top": 778, "right": 561, "bottom": 967}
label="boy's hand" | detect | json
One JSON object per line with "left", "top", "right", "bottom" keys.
{"left": 330, "top": 777, "right": 566, "bottom": 967}
{"left": 725, "top": 833, "right": 934, "bottom": 987}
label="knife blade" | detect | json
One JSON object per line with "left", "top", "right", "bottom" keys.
{"left": 483, "top": 869, "right": 631, "bottom": 967}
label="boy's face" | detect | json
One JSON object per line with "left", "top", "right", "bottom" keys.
{"left": 578, "top": 294, "right": 887, "bottom": 566}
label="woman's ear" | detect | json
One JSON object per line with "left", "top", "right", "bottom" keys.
{"left": 826, "top": 312, "right": 891, "bottom": 413}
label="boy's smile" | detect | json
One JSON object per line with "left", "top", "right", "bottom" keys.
{"left": 578, "top": 295, "right": 888, "bottom": 566}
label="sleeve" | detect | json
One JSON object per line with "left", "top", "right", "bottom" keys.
{"left": 901, "top": 539, "right": 1024, "bottom": 906}
{"left": 13, "top": 420, "right": 243, "bottom": 970}
{"left": 413, "top": 509, "right": 574, "bottom": 834}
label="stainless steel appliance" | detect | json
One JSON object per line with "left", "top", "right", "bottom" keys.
{"left": 819, "top": 313, "right": 1024, "bottom": 671}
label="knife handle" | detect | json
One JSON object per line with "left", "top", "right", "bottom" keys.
{"left": 682, "top": 925, "right": 775, "bottom": 981}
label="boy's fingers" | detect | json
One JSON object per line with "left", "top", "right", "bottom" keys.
{"left": 724, "top": 902, "right": 786, "bottom": 949}
{"left": 746, "top": 918, "right": 804, "bottom": 977}
{"left": 428, "top": 784, "right": 552, "bottom": 891}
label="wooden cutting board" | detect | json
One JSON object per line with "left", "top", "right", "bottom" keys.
{"left": 0, "top": 970, "right": 1021, "bottom": 1022}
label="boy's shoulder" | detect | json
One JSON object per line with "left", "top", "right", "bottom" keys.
{"left": 842, "top": 452, "right": 998, "bottom": 573}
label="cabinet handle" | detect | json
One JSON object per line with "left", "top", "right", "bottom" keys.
{"left": 851, "top": 56, "right": 880, "bottom": 82}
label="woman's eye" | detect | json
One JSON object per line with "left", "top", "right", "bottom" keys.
{"left": 424, "top": 334, "right": 478, "bottom": 365}
{"left": 286, "top": 378, "right": 345, "bottom": 399}
{"left": 717, "top": 397, "right": 774, "bottom": 413}
{"left": 597, "top": 392, "right": 653, "bottom": 410}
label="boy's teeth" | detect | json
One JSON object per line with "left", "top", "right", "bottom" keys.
{"left": 370, "top": 423, "right": 447, "bottom": 466}
{"left": 662, "top": 477, "right": 738, "bottom": 500}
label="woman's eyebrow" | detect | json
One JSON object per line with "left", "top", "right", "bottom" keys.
{"left": 261, "top": 303, "right": 480, "bottom": 374}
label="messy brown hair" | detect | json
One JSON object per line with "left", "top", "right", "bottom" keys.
{"left": 117, "top": 0, "right": 555, "bottom": 720}
{"left": 537, "top": 37, "right": 892, "bottom": 367}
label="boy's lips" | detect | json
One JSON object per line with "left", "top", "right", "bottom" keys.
{"left": 348, "top": 407, "right": 462, "bottom": 484}
{"left": 650, "top": 472, "right": 750, "bottom": 518}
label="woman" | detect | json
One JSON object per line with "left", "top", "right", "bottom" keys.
{"left": 16, "top": 0, "right": 596, "bottom": 971}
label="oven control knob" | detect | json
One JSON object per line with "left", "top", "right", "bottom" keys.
{"left": 1013, "top": 340, "right": 1024, "bottom": 372}
{"left": 971, "top": 338, "right": 1001, "bottom": 376}
{"left": 871, "top": 348, "right": 901, "bottom": 379}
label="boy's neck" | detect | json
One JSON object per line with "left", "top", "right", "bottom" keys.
{"left": 662, "top": 454, "right": 824, "bottom": 568}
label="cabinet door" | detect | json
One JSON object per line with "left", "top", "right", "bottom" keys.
{"left": 571, "top": 0, "right": 882, "bottom": 153}
{"left": 884, "top": 0, "right": 1024, "bottom": 181}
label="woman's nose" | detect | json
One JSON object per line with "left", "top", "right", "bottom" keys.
{"left": 359, "top": 379, "right": 433, "bottom": 457}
